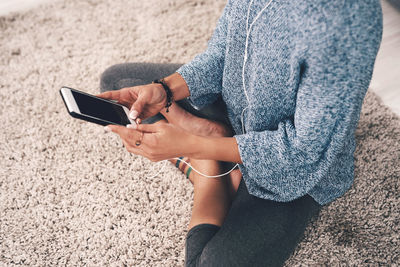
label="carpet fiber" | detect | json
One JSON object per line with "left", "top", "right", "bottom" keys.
{"left": 0, "top": 0, "right": 399, "bottom": 266}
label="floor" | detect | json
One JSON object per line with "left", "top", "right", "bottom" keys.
{"left": 0, "top": 0, "right": 399, "bottom": 116}
{"left": 0, "top": 0, "right": 52, "bottom": 16}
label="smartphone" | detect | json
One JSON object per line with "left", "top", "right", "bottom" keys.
{"left": 60, "top": 86, "right": 134, "bottom": 126}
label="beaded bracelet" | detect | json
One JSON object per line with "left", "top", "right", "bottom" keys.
{"left": 152, "top": 78, "right": 173, "bottom": 113}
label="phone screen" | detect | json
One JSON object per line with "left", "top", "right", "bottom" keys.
{"left": 71, "top": 90, "right": 131, "bottom": 125}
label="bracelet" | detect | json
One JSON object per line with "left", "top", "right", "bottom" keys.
{"left": 152, "top": 78, "right": 173, "bottom": 113}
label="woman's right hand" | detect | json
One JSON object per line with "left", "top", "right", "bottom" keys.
{"left": 97, "top": 83, "right": 166, "bottom": 121}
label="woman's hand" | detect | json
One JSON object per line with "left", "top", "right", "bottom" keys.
{"left": 105, "top": 123, "right": 197, "bottom": 162}
{"left": 97, "top": 83, "right": 166, "bottom": 120}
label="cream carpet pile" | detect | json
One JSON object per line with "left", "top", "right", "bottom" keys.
{"left": 0, "top": 0, "right": 399, "bottom": 266}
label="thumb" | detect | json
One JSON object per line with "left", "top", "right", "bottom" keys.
{"left": 136, "top": 123, "right": 159, "bottom": 133}
{"left": 129, "top": 94, "right": 146, "bottom": 120}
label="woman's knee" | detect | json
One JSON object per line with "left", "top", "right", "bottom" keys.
{"left": 99, "top": 64, "right": 125, "bottom": 92}
{"left": 100, "top": 62, "right": 158, "bottom": 92}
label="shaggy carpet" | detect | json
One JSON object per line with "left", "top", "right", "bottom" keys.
{"left": 0, "top": 0, "right": 399, "bottom": 266}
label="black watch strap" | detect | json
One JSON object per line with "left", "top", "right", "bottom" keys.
{"left": 152, "top": 79, "right": 173, "bottom": 113}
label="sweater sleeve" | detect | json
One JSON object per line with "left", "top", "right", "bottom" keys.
{"left": 176, "top": 1, "right": 230, "bottom": 108}
{"left": 234, "top": 3, "right": 382, "bottom": 202}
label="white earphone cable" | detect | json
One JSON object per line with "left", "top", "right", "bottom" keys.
{"left": 145, "top": 159, "right": 169, "bottom": 180}
{"left": 144, "top": 158, "right": 238, "bottom": 179}
{"left": 172, "top": 158, "right": 239, "bottom": 178}
{"left": 145, "top": 0, "right": 273, "bottom": 179}
{"left": 242, "top": 0, "right": 274, "bottom": 105}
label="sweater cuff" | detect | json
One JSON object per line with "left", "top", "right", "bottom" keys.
{"left": 176, "top": 63, "right": 221, "bottom": 109}
{"left": 234, "top": 131, "right": 287, "bottom": 196}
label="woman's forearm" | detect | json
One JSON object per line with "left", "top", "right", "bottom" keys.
{"left": 163, "top": 73, "right": 242, "bottom": 163}
{"left": 163, "top": 72, "right": 190, "bottom": 101}
{"left": 188, "top": 135, "right": 243, "bottom": 164}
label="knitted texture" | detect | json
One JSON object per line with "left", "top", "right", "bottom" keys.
{"left": 177, "top": 0, "right": 382, "bottom": 205}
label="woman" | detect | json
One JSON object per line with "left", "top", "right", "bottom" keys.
{"left": 98, "top": 0, "right": 382, "bottom": 266}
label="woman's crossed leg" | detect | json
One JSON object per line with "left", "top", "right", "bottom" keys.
{"left": 100, "top": 62, "right": 242, "bottom": 230}
{"left": 100, "top": 63, "right": 321, "bottom": 267}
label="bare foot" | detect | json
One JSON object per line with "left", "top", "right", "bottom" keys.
{"left": 163, "top": 101, "right": 242, "bottom": 197}
{"left": 161, "top": 102, "right": 232, "bottom": 137}
{"left": 169, "top": 157, "right": 194, "bottom": 182}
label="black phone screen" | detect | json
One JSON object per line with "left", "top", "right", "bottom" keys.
{"left": 71, "top": 90, "right": 131, "bottom": 125}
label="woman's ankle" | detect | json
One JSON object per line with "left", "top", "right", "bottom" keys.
{"left": 169, "top": 157, "right": 194, "bottom": 182}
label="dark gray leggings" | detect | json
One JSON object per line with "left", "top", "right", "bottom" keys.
{"left": 100, "top": 63, "right": 322, "bottom": 267}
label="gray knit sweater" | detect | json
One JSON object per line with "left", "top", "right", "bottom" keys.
{"left": 177, "top": 0, "right": 382, "bottom": 205}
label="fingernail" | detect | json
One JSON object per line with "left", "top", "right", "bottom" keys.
{"left": 104, "top": 126, "right": 111, "bottom": 132}
{"left": 127, "top": 123, "right": 137, "bottom": 129}
{"left": 129, "top": 110, "right": 138, "bottom": 120}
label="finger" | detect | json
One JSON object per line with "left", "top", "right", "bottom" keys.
{"left": 120, "top": 138, "right": 145, "bottom": 155}
{"left": 106, "top": 124, "right": 149, "bottom": 148}
{"left": 129, "top": 94, "right": 147, "bottom": 120}
{"left": 118, "top": 130, "right": 155, "bottom": 160}
{"left": 106, "top": 124, "right": 139, "bottom": 141}
{"left": 96, "top": 90, "right": 120, "bottom": 100}
{"left": 105, "top": 124, "right": 126, "bottom": 135}
{"left": 109, "top": 126, "right": 159, "bottom": 161}
{"left": 136, "top": 123, "right": 159, "bottom": 133}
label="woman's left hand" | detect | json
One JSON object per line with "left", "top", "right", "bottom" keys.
{"left": 105, "top": 123, "right": 196, "bottom": 162}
